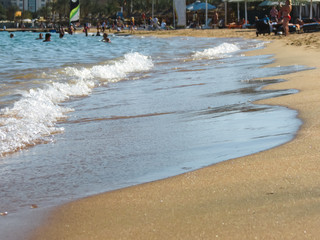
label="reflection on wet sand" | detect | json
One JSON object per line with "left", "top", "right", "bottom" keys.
{"left": 189, "top": 103, "right": 269, "bottom": 119}
{"left": 174, "top": 68, "right": 206, "bottom": 72}
{"left": 67, "top": 111, "right": 176, "bottom": 124}
{"left": 155, "top": 83, "right": 205, "bottom": 91}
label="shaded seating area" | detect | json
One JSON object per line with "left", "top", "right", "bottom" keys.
{"left": 271, "top": 23, "right": 299, "bottom": 34}
{"left": 297, "top": 19, "right": 320, "bottom": 33}
{"left": 256, "top": 19, "right": 271, "bottom": 36}
{"left": 227, "top": 19, "right": 249, "bottom": 29}
{"left": 301, "top": 22, "right": 320, "bottom": 32}
{"left": 255, "top": 21, "right": 300, "bottom": 36}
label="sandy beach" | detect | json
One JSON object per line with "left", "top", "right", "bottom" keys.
{"left": 29, "top": 29, "right": 320, "bottom": 239}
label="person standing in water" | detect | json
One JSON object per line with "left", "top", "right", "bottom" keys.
{"left": 59, "top": 26, "right": 65, "bottom": 38}
{"left": 279, "top": 0, "right": 292, "bottom": 36}
{"left": 83, "top": 23, "right": 89, "bottom": 37}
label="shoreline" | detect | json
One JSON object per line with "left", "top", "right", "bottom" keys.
{"left": 29, "top": 30, "right": 320, "bottom": 239}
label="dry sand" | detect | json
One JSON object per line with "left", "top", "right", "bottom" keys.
{"left": 30, "top": 29, "right": 320, "bottom": 239}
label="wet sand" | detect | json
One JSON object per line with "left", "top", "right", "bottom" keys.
{"left": 29, "top": 29, "right": 320, "bottom": 239}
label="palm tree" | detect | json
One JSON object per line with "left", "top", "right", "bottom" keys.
{"left": 0, "top": 3, "right": 6, "bottom": 20}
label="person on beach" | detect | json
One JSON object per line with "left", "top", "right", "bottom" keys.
{"left": 193, "top": 11, "right": 199, "bottom": 28}
{"left": 130, "top": 17, "right": 135, "bottom": 33}
{"left": 270, "top": 6, "right": 278, "bottom": 22}
{"left": 101, "top": 21, "right": 106, "bottom": 32}
{"left": 149, "top": 16, "right": 153, "bottom": 26}
{"left": 116, "top": 16, "right": 124, "bottom": 31}
{"left": 43, "top": 33, "right": 51, "bottom": 42}
{"left": 263, "top": 14, "right": 270, "bottom": 24}
{"left": 96, "top": 21, "right": 101, "bottom": 33}
{"left": 279, "top": 0, "right": 292, "bottom": 36}
{"left": 161, "top": 19, "right": 167, "bottom": 30}
{"left": 36, "top": 33, "right": 43, "bottom": 40}
{"left": 152, "top": 17, "right": 160, "bottom": 30}
{"left": 213, "top": 11, "right": 219, "bottom": 28}
{"left": 142, "top": 13, "right": 146, "bottom": 28}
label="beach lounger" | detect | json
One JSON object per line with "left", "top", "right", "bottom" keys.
{"left": 272, "top": 23, "right": 298, "bottom": 35}
{"left": 228, "top": 23, "right": 243, "bottom": 29}
{"left": 301, "top": 23, "right": 320, "bottom": 33}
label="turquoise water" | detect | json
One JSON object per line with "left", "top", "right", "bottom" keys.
{"left": 0, "top": 31, "right": 307, "bottom": 239}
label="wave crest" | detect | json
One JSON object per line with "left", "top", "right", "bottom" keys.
{"left": 192, "top": 43, "right": 240, "bottom": 60}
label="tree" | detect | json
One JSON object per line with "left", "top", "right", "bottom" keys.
{"left": 55, "top": 0, "right": 69, "bottom": 20}
{"left": 6, "top": 5, "right": 19, "bottom": 21}
{"left": 0, "top": 3, "right": 6, "bottom": 20}
{"left": 92, "top": 0, "right": 119, "bottom": 18}
{"left": 37, "top": 5, "right": 50, "bottom": 20}
{"left": 80, "top": 0, "right": 93, "bottom": 19}
{"left": 79, "top": 0, "right": 121, "bottom": 21}
{"left": 22, "top": 10, "right": 33, "bottom": 20}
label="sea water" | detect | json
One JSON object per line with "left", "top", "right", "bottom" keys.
{"left": 0, "top": 31, "right": 306, "bottom": 238}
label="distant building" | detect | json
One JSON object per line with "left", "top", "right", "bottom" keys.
{"left": 0, "top": 0, "right": 11, "bottom": 8}
{"left": 8, "top": 0, "right": 53, "bottom": 12}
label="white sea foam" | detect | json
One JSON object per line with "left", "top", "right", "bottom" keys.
{"left": 0, "top": 52, "right": 153, "bottom": 156}
{"left": 254, "top": 41, "right": 268, "bottom": 48}
{"left": 65, "top": 52, "right": 154, "bottom": 83}
{"left": 192, "top": 43, "right": 240, "bottom": 60}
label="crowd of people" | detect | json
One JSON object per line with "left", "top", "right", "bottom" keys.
{"left": 86, "top": 14, "right": 170, "bottom": 34}
{"left": 189, "top": 10, "right": 220, "bottom": 29}
{"left": 186, "top": 0, "right": 294, "bottom": 36}
{"left": 253, "top": 0, "right": 294, "bottom": 36}
{"left": 268, "top": 0, "right": 293, "bottom": 36}
{"left": 8, "top": 24, "right": 112, "bottom": 43}
{"left": 6, "top": 1, "right": 299, "bottom": 40}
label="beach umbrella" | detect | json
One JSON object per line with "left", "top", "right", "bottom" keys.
{"left": 22, "top": 19, "right": 32, "bottom": 23}
{"left": 38, "top": 16, "right": 46, "bottom": 22}
{"left": 258, "top": 0, "right": 282, "bottom": 6}
{"left": 186, "top": 0, "right": 216, "bottom": 11}
{"left": 226, "top": 0, "right": 263, "bottom": 24}
{"left": 187, "top": 0, "right": 216, "bottom": 28}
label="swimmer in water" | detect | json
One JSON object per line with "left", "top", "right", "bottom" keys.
{"left": 43, "top": 33, "right": 51, "bottom": 42}
{"left": 36, "top": 33, "right": 43, "bottom": 40}
{"left": 102, "top": 33, "right": 111, "bottom": 43}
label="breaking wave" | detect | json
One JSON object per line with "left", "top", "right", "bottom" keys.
{"left": 0, "top": 52, "right": 153, "bottom": 156}
{"left": 192, "top": 43, "right": 240, "bottom": 60}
